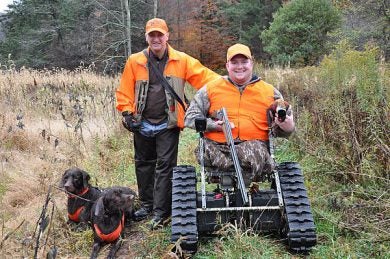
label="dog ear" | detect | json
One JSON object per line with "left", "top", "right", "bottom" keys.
{"left": 59, "top": 169, "right": 69, "bottom": 188}
{"left": 94, "top": 197, "right": 104, "bottom": 217}
{"left": 81, "top": 170, "right": 90, "bottom": 189}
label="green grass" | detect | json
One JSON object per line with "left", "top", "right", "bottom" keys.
{"left": 2, "top": 48, "right": 387, "bottom": 257}
{"left": 196, "top": 234, "right": 288, "bottom": 259}
{"left": 0, "top": 179, "right": 8, "bottom": 201}
{"left": 178, "top": 127, "right": 199, "bottom": 166}
{"left": 82, "top": 132, "right": 137, "bottom": 188}
{"left": 170, "top": 129, "right": 390, "bottom": 258}
{"left": 58, "top": 116, "right": 388, "bottom": 259}
{"left": 133, "top": 226, "right": 172, "bottom": 257}
{"left": 155, "top": 116, "right": 390, "bottom": 258}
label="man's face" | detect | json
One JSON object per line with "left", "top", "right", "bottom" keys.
{"left": 226, "top": 54, "right": 253, "bottom": 85}
{"left": 145, "top": 31, "right": 169, "bottom": 54}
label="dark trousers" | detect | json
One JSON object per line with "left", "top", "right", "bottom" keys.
{"left": 133, "top": 127, "right": 180, "bottom": 218}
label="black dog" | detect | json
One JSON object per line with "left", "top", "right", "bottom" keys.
{"left": 60, "top": 167, "right": 101, "bottom": 225}
{"left": 90, "top": 186, "right": 136, "bottom": 259}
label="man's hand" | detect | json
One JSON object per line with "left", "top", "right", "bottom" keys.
{"left": 122, "top": 112, "right": 141, "bottom": 132}
{"left": 215, "top": 120, "right": 235, "bottom": 131}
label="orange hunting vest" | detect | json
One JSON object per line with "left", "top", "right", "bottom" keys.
{"left": 68, "top": 206, "right": 84, "bottom": 222}
{"left": 204, "top": 77, "right": 275, "bottom": 143}
{"left": 94, "top": 213, "right": 125, "bottom": 243}
{"left": 67, "top": 187, "right": 90, "bottom": 222}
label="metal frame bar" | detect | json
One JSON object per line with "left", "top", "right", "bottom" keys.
{"left": 199, "top": 137, "right": 207, "bottom": 209}
{"left": 197, "top": 206, "right": 280, "bottom": 212}
{"left": 273, "top": 170, "right": 284, "bottom": 207}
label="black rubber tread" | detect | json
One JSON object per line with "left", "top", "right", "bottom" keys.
{"left": 277, "top": 162, "right": 317, "bottom": 253}
{"left": 171, "top": 165, "right": 198, "bottom": 254}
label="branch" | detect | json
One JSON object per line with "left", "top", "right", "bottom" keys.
{"left": 0, "top": 220, "right": 25, "bottom": 249}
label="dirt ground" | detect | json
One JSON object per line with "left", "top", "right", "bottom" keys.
{"left": 112, "top": 223, "right": 146, "bottom": 259}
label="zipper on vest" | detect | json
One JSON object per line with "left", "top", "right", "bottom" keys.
{"left": 237, "top": 89, "right": 243, "bottom": 138}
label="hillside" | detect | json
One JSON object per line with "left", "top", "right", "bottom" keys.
{"left": 0, "top": 46, "right": 389, "bottom": 258}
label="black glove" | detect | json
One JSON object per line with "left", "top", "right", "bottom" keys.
{"left": 122, "top": 112, "right": 141, "bottom": 132}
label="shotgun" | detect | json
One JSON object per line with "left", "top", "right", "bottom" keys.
{"left": 217, "top": 107, "right": 249, "bottom": 205}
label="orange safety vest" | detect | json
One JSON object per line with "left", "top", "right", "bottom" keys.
{"left": 68, "top": 206, "right": 84, "bottom": 222}
{"left": 116, "top": 44, "right": 219, "bottom": 129}
{"left": 204, "top": 77, "right": 275, "bottom": 143}
{"left": 67, "top": 187, "right": 90, "bottom": 222}
{"left": 94, "top": 213, "right": 125, "bottom": 243}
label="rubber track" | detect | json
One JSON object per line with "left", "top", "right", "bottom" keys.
{"left": 277, "top": 162, "right": 317, "bottom": 253}
{"left": 171, "top": 165, "right": 198, "bottom": 253}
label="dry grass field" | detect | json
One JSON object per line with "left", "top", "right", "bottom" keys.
{"left": 0, "top": 67, "right": 199, "bottom": 258}
{"left": 0, "top": 67, "right": 134, "bottom": 258}
{"left": 0, "top": 47, "right": 388, "bottom": 258}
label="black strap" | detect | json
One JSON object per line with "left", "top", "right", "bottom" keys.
{"left": 143, "top": 50, "right": 186, "bottom": 111}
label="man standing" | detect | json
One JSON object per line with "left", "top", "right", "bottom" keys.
{"left": 185, "top": 43, "right": 295, "bottom": 182}
{"left": 116, "top": 18, "right": 219, "bottom": 229}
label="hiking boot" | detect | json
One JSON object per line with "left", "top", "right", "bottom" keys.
{"left": 149, "top": 215, "right": 170, "bottom": 230}
{"left": 134, "top": 206, "right": 152, "bottom": 221}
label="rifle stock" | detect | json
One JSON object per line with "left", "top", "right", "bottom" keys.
{"left": 217, "top": 108, "right": 249, "bottom": 205}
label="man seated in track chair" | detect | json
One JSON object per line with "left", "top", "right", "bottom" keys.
{"left": 184, "top": 43, "right": 295, "bottom": 184}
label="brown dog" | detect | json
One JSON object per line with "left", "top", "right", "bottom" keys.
{"left": 60, "top": 167, "right": 101, "bottom": 225}
{"left": 90, "top": 186, "right": 136, "bottom": 259}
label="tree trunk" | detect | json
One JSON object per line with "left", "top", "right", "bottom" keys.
{"left": 177, "top": 0, "right": 181, "bottom": 48}
{"left": 123, "top": 0, "right": 132, "bottom": 55}
{"left": 154, "top": 0, "right": 158, "bottom": 17}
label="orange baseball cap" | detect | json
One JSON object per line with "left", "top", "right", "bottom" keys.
{"left": 226, "top": 43, "right": 252, "bottom": 62}
{"left": 145, "top": 18, "right": 168, "bottom": 34}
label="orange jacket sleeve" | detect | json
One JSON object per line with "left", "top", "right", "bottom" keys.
{"left": 184, "top": 55, "right": 220, "bottom": 90}
{"left": 116, "top": 57, "right": 136, "bottom": 113}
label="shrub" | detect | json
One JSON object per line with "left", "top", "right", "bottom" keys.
{"left": 261, "top": 0, "right": 341, "bottom": 66}
{"left": 291, "top": 43, "right": 389, "bottom": 182}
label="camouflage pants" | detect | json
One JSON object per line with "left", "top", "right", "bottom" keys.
{"left": 196, "top": 138, "right": 274, "bottom": 182}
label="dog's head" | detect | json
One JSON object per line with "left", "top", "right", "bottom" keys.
{"left": 60, "top": 167, "right": 91, "bottom": 194}
{"left": 95, "top": 187, "right": 135, "bottom": 215}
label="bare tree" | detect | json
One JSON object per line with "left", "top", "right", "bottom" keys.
{"left": 123, "top": 0, "right": 132, "bottom": 55}
{"left": 154, "top": 0, "right": 158, "bottom": 17}
{"left": 91, "top": 0, "right": 153, "bottom": 73}
{"left": 176, "top": 0, "right": 181, "bottom": 48}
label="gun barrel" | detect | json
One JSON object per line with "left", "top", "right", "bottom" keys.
{"left": 219, "top": 108, "right": 249, "bottom": 205}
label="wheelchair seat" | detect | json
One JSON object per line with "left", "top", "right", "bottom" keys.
{"left": 204, "top": 166, "right": 256, "bottom": 187}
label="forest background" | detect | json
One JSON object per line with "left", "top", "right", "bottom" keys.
{"left": 0, "top": 0, "right": 388, "bottom": 71}
{"left": 0, "top": 0, "right": 389, "bottom": 258}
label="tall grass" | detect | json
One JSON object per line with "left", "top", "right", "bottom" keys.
{"left": 312, "top": 43, "right": 388, "bottom": 182}
{"left": 0, "top": 65, "right": 137, "bottom": 257}
{"left": 263, "top": 43, "right": 389, "bottom": 184}
{"left": 0, "top": 45, "right": 388, "bottom": 258}
{"left": 258, "top": 45, "right": 389, "bottom": 257}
